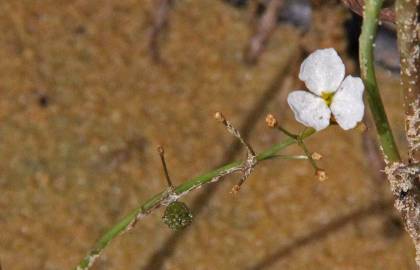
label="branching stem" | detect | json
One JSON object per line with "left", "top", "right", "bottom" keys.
{"left": 74, "top": 123, "right": 315, "bottom": 270}
{"left": 266, "top": 114, "right": 322, "bottom": 175}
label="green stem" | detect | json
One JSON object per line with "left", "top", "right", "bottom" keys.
{"left": 297, "top": 137, "right": 320, "bottom": 171}
{"left": 74, "top": 128, "right": 316, "bottom": 270}
{"left": 268, "top": 154, "right": 309, "bottom": 160}
{"left": 359, "top": 0, "right": 401, "bottom": 162}
{"left": 274, "top": 126, "right": 320, "bottom": 172}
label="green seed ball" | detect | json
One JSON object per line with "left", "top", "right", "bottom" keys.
{"left": 162, "top": 201, "right": 193, "bottom": 231}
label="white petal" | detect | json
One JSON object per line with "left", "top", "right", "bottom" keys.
{"left": 299, "top": 48, "right": 345, "bottom": 96}
{"left": 287, "top": 91, "right": 331, "bottom": 131}
{"left": 330, "top": 76, "right": 365, "bottom": 130}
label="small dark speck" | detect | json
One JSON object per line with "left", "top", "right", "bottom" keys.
{"left": 38, "top": 95, "right": 49, "bottom": 108}
{"left": 382, "top": 216, "right": 404, "bottom": 239}
{"left": 256, "top": 2, "right": 265, "bottom": 15}
{"left": 223, "top": 0, "right": 248, "bottom": 8}
{"left": 398, "top": 190, "right": 409, "bottom": 200}
{"left": 74, "top": 25, "right": 87, "bottom": 35}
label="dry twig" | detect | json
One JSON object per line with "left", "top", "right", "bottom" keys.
{"left": 215, "top": 112, "right": 258, "bottom": 192}
{"left": 362, "top": 117, "right": 386, "bottom": 185}
{"left": 244, "top": 0, "right": 284, "bottom": 64}
{"left": 389, "top": 0, "right": 420, "bottom": 265}
{"left": 395, "top": 0, "right": 420, "bottom": 162}
{"left": 148, "top": 0, "right": 174, "bottom": 62}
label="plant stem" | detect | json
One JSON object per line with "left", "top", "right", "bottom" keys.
{"left": 74, "top": 128, "right": 316, "bottom": 270}
{"left": 361, "top": 0, "right": 420, "bottom": 266}
{"left": 359, "top": 0, "right": 401, "bottom": 162}
{"left": 394, "top": 0, "right": 420, "bottom": 265}
{"left": 395, "top": 0, "right": 420, "bottom": 162}
{"left": 269, "top": 154, "right": 309, "bottom": 160}
{"left": 273, "top": 123, "right": 321, "bottom": 173}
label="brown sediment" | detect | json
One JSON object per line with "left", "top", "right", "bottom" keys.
{"left": 0, "top": 1, "right": 414, "bottom": 270}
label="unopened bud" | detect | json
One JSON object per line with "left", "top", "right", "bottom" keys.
{"left": 316, "top": 169, "right": 327, "bottom": 181}
{"left": 356, "top": 122, "right": 367, "bottom": 133}
{"left": 265, "top": 114, "right": 278, "bottom": 128}
{"left": 214, "top": 112, "right": 225, "bottom": 122}
{"left": 231, "top": 184, "right": 241, "bottom": 194}
{"left": 311, "top": 152, "right": 322, "bottom": 160}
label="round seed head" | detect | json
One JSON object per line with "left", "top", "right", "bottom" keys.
{"left": 162, "top": 201, "right": 193, "bottom": 231}
{"left": 316, "top": 169, "right": 328, "bottom": 181}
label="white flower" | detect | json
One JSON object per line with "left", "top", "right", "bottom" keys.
{"left": 287, "top": 48, "right": 365, "bottom": 131}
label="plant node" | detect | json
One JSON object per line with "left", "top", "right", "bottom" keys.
{"left": 215, "top": 112, "right": 257, "bottom": 191}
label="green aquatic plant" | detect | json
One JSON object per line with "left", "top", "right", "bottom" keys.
{"left": 74, "top": 113, "right": 318, "bottom": 270}
{"left": 74, "top": 1, "right": 420, "bottom": 269}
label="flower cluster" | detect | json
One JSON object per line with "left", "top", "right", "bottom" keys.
{"left": 287, "top": 48, "right": 365, "bottom": 131}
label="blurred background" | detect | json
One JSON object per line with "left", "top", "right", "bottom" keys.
{"left": 0, "top": 0, "right": 415, "bottom": 269}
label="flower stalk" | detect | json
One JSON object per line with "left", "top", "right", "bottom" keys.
{"left": 265, "top": 114, "right": 324, "bottom": 179}
{"left": 359, "top": 0, "right": 401, "bottom": 162}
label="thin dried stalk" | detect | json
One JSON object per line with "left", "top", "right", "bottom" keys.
{"left": 385, "top": 163, "right": 420, "bottom": 266}
{"left": 244, "top": 0, "right": 284, "bottom": 64}
{"left": 396, "top": 0, "right": 420, "bottom": 162}
{"left": 391, "top": 0, "right": 420, "bottom": 266}
{"left": 148, "top": 0, "right": 174, "bottom": 63}
{"left": 362, "top": 122, "right": 386, "bottom": 184}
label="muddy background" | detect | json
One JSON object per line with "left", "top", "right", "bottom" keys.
{"left": 0, "top": 0, "right": 415, "bottom": 269}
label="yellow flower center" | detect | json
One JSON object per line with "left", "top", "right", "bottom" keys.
{"left": 321, "top": 92, "right": 334, "bottom": 106}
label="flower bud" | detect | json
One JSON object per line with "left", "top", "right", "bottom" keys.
{"left": 316, "top": 169, "right": 327, "bottom": 181}
{"left": 311, "top": 152, "right": 323, "bottom": 160}
{"left": 356, "top": 122, "right": 367, "bottom": 133}
{"left": 265, "top": 114, "right": 278, "bottom": 128}
{"left": 214, "top": 112, "right": 225, "bottom": 122}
